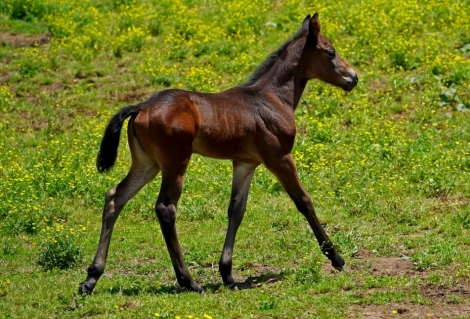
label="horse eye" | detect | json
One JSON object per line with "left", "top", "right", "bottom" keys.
{"left": 327, "top": 50, "right": 336, "bottom": 58}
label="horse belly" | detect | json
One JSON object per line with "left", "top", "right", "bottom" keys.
{"left": 192, "top": 127, "right": 258, "bottom": 161}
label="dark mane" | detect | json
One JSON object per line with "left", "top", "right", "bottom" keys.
{"left": 242, "top": 27, "right": 306, "bottom": 87}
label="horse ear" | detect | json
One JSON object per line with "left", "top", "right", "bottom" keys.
{"left": 309, "top": 13, "right": 321, "bottom": 37}
{"left": 302, "top": 14, "right": 311, "bottom": 33}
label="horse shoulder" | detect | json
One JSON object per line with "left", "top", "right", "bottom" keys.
{"left": 252, "top": 98, "right": 297, "bottom": 159}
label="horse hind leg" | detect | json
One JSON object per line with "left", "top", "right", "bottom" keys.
{"left": 155, "top": 164, "right": 203, "bottom": 293}
{"left": 79, "top": 132, "right": 159, "bottom": 294}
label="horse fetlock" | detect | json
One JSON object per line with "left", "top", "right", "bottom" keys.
{"left": 87, "top": 263, "right": 105, "bottom": 277}
{"left": 320, "top": 241, "right": 345, "bottom": 269}
{"left": 222, "top": 274, "right": 235, "bottom": 287}
{"left": 324, "top": 249, "right": 345, "bottom": 269}
{"left": 219, "top": 261, "right": 236, "bottom": 287}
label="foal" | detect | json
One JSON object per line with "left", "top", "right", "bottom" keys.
{"left": 80, "top": 13, "right": 358, "bottom": 294}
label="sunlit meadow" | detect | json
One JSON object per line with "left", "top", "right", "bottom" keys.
{"left": 1, "top": 0, "right": 470, "bottom": 318}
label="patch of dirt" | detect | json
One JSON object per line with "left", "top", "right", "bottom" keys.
{"left": 420, "top": 282, "right": 470, "bottom": 300}
{"left": 17, "top": 110, "right": 49, "bottom": 131}
{"left": 352, "top": 282, "right": 470, "bottom": 318}
{"left": 368, "top": 255, "right": 417, "bottom": 277}
{"left": 26, "top": 96, "right": 40, "bottom": 105}
{"left": 116, "top": 299, "right": 139, "bottom": 310}
{"left": 354, "top": 302, "right": 470, "bottom": 319}
{"left": 118, "top": 90, "right": 150, "bottom": 104}
{"left": 0, "top": 73, "right": 10, "bottom": 84}
{"left": 41, "top": 83, "right": 67, "bottom": 93}
{"left": 237, "top": 263, "right": 281, "bottom": 275}
{"left": 12, "top": 103, "right": 99, "bottom": 133}
{"left": 367, "top": 77, "right": 390, "bottom": 94}
{"left": 119, "top": 87, "right": 154, "bottom": 104}
{"left": 389, "top": 111, "right": 410, "bottom": 122}
{"left": 0, "top": 32, "right": 50, "bottom": 47}
{"left": 322, "top": 248, "right": 418, "bottom": 277}
{"left": 345, "top": 248, "right": 470, "bottom": 319}
{"left": 101, "top": 84, "right": 153, "bottom": 104}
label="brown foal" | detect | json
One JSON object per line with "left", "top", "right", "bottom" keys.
{"left": 79, "top": 13, "right": 358, "bottom": 294}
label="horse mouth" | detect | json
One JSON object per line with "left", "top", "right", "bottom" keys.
{"left": 342, "top": 76, "right": 358, "bottom": 92}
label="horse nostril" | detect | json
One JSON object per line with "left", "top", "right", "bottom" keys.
{"left": 354, "top": 74, "right": 359, "bottom": 83}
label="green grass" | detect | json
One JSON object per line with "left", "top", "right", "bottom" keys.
{"left": 1, "top": 0, "right": 470, "bottom": 318}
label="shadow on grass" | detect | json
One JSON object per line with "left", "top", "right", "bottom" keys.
{"left": 101, "top": 270, "right": 288, "bottom": 296}
{"left": 232, "top": 270, "right": 288, "bottom": 290}
{"left": 105, "top": 284, "right": 184, "bottom": 296}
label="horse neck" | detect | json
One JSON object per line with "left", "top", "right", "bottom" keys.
{"left": 252, "top": 37, "right": 308, "bottom": 111}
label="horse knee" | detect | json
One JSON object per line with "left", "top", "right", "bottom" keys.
{"left": 155, "top": 203, "right": 177, "bottom": 226}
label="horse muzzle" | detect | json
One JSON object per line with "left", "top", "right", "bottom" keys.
{"left": 342, "top": 71, "right": 359, "bottom": 92}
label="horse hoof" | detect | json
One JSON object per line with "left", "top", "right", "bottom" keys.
{"left": 187, "top": 283, "right": 204, "bottom": 294}
{"left": 78, "top": 281, "right": 94, "bottom": 295}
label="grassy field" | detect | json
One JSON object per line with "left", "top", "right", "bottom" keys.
{"left": 1, "top": 0, "right": 470, "bottom": 318}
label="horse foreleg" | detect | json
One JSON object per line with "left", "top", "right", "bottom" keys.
{"left": 79, "top": 163, "right": 159, "bottom": 294}
{"left": 219, "top": 161, "right": 257, "bottom": 287}
{"left": 266, "top": 154, "right": 345, "bottom": 270}
{"left": 155, "top": 172, "right": 203, "bottom": 293}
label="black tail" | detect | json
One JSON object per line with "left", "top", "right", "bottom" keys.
{"left": 96, "top": 105, "right": 140, "bottom": 173}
